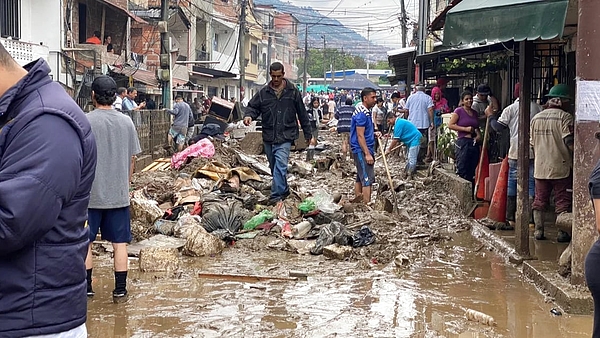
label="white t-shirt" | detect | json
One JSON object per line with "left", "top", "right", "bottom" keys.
{"left": 112, "top": 96, "right": 123, "bottom": 111}
{"left": 498, "top": 98, "right": 542, "bottom": 159}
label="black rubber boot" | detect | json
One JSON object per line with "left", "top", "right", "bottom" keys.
{"left": 506, "top": 196, "right": 517, "bottom": 222}
{"left": 557, "top": 230, "right": 572, "bottom": 243}
{"left": 533, "top": 210, "right": 545, "bottom": 240}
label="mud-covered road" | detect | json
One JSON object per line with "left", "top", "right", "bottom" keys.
{"left": 88, "top": 131, "right": 593, "bottom": 337}
{"left": 87, "top": 231, "right": 592, "bottom": 337}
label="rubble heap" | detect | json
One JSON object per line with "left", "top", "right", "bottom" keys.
{"left": 127, "top": 131, "right": 472, "bottom": 268}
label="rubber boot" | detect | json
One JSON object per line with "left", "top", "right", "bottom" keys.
{"left": 557, "top": 230, "right": 572, "bottom": 243}
{"left": 533, "top": 210, "right": 545, "bottom": 240}
{"left": 506, "top": 196, "right": 517, "bottom": 223}
{"left": 529, "top": 196, "right": 535, "bottom": 226}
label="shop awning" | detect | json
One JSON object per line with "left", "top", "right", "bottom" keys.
{"left": 443, "top": 0, "right": 569, "bottom": 46}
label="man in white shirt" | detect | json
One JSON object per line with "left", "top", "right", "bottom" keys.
{"left": 112, "top": 87, "right": 127, "bottom": 111}
{"left": 487, "top": 82, "right": 541, "bottom": 229}
{"left": 400, "top": 85, "right": 434, "bottom": 164}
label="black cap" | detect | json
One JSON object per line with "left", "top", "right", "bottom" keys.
{"left": 476, "top": 84, "right": 491, "bottom": 95}
{"left": 91, "top": 76, "right": 117, "bottom": 97}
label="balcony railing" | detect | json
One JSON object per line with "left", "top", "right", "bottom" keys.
{"left": 196, "top": 49, "right": 209, "bottom": 62}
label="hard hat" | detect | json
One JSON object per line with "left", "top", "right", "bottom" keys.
{"left": 545, "top": 84, "right": 571, "bottom": 100}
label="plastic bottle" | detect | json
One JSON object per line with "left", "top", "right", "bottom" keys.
{"left": 292, "top": 220, "right": 313, "bottom": 239}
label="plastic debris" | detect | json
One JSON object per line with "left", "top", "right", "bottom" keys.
{"left": 465, "top": 309, "right": 497, "bottom": 326}
{"left": 243, "top": 209, "right": 275, "bottom": 230}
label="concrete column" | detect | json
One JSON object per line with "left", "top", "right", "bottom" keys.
{"left": 571, "top": 0, "right": 600, "bottom": 285}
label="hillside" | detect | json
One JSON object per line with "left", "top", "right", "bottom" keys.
{"left": 254, "top": 0, "right": 390, "bottom": 61}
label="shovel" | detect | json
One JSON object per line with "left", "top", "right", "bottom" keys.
{"left": 428, "top": 126, "right": 440, "bottom": 176}
{"left": 377, "top": 138, "right": 399, "bottom": 214}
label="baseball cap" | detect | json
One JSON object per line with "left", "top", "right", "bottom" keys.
{"left": 91, "top": 75, "right": 117, "bottom": 97}
{"left": 476, "top": 84, "right": 491, "bottom": 95}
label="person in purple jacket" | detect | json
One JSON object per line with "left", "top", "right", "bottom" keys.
{"left": 0, "top": 43, "right": 97, "bottom": 336}
{"left": 448, "top": 91, "right": 481, "bottom": 192}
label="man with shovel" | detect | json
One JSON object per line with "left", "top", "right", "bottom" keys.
{"left": 384, "top": 113, "right": 423, "bottom": 180}
{"left": 350, "top": 87, "right": 381, "bottom": 203}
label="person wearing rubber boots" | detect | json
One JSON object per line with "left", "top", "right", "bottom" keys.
{"left": 487, "top": 83, "right": 542, "bottom": 229}
{"left": 530, "top": 84, "right": 574, "bottom": 242}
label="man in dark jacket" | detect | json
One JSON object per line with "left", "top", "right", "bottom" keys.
{"left": 244, "top": 62, "right": 312, "bottom": 204}
{"left": 0, "top": 43, "right": 97, "bottom": 336}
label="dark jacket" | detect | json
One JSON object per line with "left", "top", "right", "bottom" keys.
{"left": 244, "top": 80, "right": 312, "bottom": 144}
{"left": 0, "top": 59, "right": 97, "bottom": 336}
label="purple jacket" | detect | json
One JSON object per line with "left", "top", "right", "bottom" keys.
{"left": 0, "top": 59, "right": 97, "bottom": 336}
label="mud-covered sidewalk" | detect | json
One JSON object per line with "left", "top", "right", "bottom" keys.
{"left": 87, "top": 130, "right": 593, "bottom": 337}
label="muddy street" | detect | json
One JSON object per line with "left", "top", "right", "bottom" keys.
{"left": 87, "top": 231, "right": 591, "bottom": 337}
{"left": 82, "top": 128, "right": 597, "bottom": 337}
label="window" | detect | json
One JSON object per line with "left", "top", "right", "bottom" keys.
{"left": 250, "top": 43, "right": 258, "bottom": 64}
{"left": 1, "top": 0, "right": 20, "bottom": 39}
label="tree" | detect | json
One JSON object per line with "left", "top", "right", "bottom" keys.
{"left": 296, "top": 48, "right": 371, "bottom": 78}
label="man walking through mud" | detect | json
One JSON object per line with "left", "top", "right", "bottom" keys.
{"left": 350, "top": 87, "right": 380, "bottom": 203}
{"left": 85, "top": 76, "right": 141, "bottom": 303}
{"left": 244, "top": 62, "right": 312, "bottom": 205}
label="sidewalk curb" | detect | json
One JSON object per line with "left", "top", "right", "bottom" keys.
{"left": 522, "top": 260, "right": 593, "bottom": 315}
{"left": 470, "top": 220, "right": 523, "bottom": 265}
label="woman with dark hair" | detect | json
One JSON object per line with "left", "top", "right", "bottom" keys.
{"left": 448, "top": 91, "right": 481, "bottom": 191}
{"left": 307, "top": 96, "right": 322, "bottom": 143}
{"left": 104, "top": 35, "right": 114, "bottom": 53}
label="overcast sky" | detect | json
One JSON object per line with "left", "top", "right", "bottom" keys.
{"left": 286, "top": 0, "right": 419, "bottom": 50}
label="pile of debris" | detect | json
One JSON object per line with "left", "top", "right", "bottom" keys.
{"left": 125, "top": 130, "right": 471, "bottom": 271}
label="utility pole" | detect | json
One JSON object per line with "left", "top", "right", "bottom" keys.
{"left": 302, "top": 24, "right": 308, "bottom": 97}
{"left": 266, "top": 13, "right": 272, "bottom": 83}
{"left": 160, "top": 0, "right": 170, "bottom": 109}
{"left": 331, "top": 55, "right": 335, "bottom": 86}
{"left": 399, "top": 0, "right": 407, "bottom": 48}
{"left": 238, "top": 0, "right": 247, "bottom": 101}
{"left": 342, "top": 46, "right": 346, "bottom": 79}
{"left": 416, "top": 0, "right": 429, "bottom": 82}
{"left": 321, "top": 35, "right": 326, "bottom": 85}
{"left": 366, "top": 24, "right": 370, "bottom": 78}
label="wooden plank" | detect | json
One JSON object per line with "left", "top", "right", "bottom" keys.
{"left": 141, "top": 161, "right": 160, "bottom": 172}
{"left": 198, "top": 272, "right": 298, "bottom": 283}
{"left": 157, "top": 163, "right": 171, "bottom": 170}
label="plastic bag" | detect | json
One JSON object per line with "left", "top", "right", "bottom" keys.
{"left": 298, "top": 199, "right": 316, "bottom": 213}
{"left": 310, "top": 222, "right": 353, "bottom": 255}
{"left": 308, "top": 189, "right": 341, "bottom": 213}
{"left": 201, "top": 199, "right": 245, "bottom": 235}
{"left": 352, "top": 226, "right": 376, "bottom": 247}
{"left": 243, "top": 209, "right": 275, "bottom": 230}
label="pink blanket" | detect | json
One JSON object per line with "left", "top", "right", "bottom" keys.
{"left": 171, "top": 138, "right": 215, "bottom": 169}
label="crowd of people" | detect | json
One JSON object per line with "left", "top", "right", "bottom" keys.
{"left": 0, "top": 28, "right": 590, "bottom": 337}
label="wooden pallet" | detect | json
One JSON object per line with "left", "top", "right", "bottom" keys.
{"left": 141, "top": 158, "right": 171, "bottom": 172}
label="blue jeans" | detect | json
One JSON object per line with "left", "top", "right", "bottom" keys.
{"left": 508, "top": 159, "right": 535, "bottom": 197}
{"left": 406, "top": 145, "right": 419, "bottom": 174}
{"left": 264, "top": 142, "right": 292, "bottom": 201}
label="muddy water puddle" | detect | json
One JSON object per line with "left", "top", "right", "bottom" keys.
{"left": 87, "top": 233, "right": 592, "bottom": 337}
